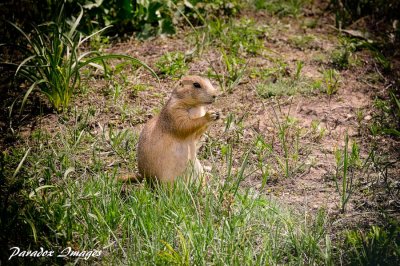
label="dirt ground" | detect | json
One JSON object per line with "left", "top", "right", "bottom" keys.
{"left": 103, "top": 15, "right": 398, "bottom": 220}
{"left": 1, "top": 5, "right": 399, "bottom": 235}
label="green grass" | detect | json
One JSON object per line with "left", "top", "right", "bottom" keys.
{"left": 156, "top": 51, "right": 188, "bottom": 79}
{"left": 371, "top": 91, "right": 400, "bottom": 137}
{"left": 1, "top": 1, "right": 398, "bottom": 265}
{"left": 289, "top": 34, "right": 316, "bottom": 50}
{"left": 254, "top": 0, "right": 308, "bottom": 17}
{"left": 254, "top": 61, "right": 316, "bottom": 98}
{"left": 184, "top": 15, "right": 267, "bottom": 94}
{"left": 320, "top": 68, "right": 341, "bottom": 97}
{"left": 329, "top": 37, "right": 358, "bottom": 70}
{"left": 203, "top": 18, "right": 266, "bottom": 56}
{"left": 1, "top": 109, "right": 333, "bottom": 264}
{"left": 255, "top": 78, "right": 316, "bottom": 98}
{"left": 21, "top": 174, "right": 333, "bottom": 264}
{"left": 208, "top": 49, "right": 248, "bottom": 93}
{"left": 333, "top": 133, "right": 361, "bottom": 213}
{"left": 343, "top": 221, "right": 400, "bottom": 265}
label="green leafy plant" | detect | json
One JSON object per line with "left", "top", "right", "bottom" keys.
{"left": 255, "top": 61, "right": 316, "bottom": 98}
{"left": 252, "top": 102, "right": 308, "bottom": 180}
{"left": 321, "top": 68, "right": 340, "bottom": 97}
{"left": 250, "top": 59, "right": 289, "bottom": 80}
{"left": 289, "top": 34, "right": 315, "bottom": 50}
{"left": 254, "top": 0, "right": 307, "bottom": 17}
{"left": 254, "top": 135, "right": 272, "bottom": 188}
{"left": 208, "top": 49, "right": 247, "bottom": 93}
{"left": 310, "top": 120, "right": 326, "bottom": 141}
{"left": 205, "top": 18, "right": 265, "bottom": 55}
{"left": 271, "top": 107, "right": 303, "bottom": 178}
{"left": 371, "top": 92, "right": 400, "bottom": 137}
{"left": 331, "top": 47, "right": 350, "bottom": 70}
{"left": 386, "top": 91, "right": 400, "bottom": 135}
{"left": 103, "top": 125, "right": 138, "bottom": 164}
{"left": 330, "top": 37, "right": 357, "bottom": 69}
{"left": 156, "top": 51, "right": 188, "bottom": 78}
{"left": 256, "top": 79, "right": 313, "bottom": 98}
{"left": 64, "top": 0, "right": 176, "bottom": 38}
{"left": 3, "top": 7, "right": 157, "bottom": 113}
{"left": 344, "top": 222, "right": 400, "bottom": 265}
{"left": 60, "top": 0, "right": 241, "bottom": 39}
{"left": 294, "top": 60, "right": 304, "bottom": 80}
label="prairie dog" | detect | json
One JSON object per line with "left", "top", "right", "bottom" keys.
{"left": 137, "top": 75, "right": 219, "bottom": 183}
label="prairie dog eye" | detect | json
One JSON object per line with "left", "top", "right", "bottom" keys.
{"left": 193, "top": 82, "right": 201, "bottom": 88}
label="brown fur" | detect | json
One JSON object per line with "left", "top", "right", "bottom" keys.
{"left": 134, "top": 75, "right": 219, "bottom": 183}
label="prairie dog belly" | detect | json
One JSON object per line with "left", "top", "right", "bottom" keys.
{"left": 189, "top": 105, "right": 206, "bottom": 148}
{"left": 173, "top": 138, "right": 202, "bottom": 178}
{"left": 176, "top": 138, "right": 203, "bottom": 178}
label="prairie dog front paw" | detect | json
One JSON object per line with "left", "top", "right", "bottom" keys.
{"left": 206, "top": 111, "right": 220, "bottom": 121}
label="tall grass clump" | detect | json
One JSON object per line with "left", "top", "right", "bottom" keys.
{"left": 343, "top": 221, "right": 400, "bottom": 265}
{"left": 333, "top": 133, "right": 361, "bottom": 213}
{"left": 3, "top": 6, "right": 156, "bottom": 113}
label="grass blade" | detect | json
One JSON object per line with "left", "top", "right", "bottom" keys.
{"left": 20, "top": 79, "right": 46, "bottom": 113}
{"left": 12, "top": 147, "right": 31, "bottom": 178}
{"left": 80, "top": 25, "right": 113, "bottom": 45}
{"left": 14, "top": 55, "right": 37, "bottom": 78}
{"left": 67, "top": 6, "right": 83, "bottom": 39}
{"left": 79, "top": 54, "right": 159, "bottom": 81}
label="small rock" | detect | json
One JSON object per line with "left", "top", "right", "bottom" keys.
{"left": 364, "top": 115, "right": 372, "bottom": 121}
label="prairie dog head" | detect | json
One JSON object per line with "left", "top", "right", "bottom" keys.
{"left": 172, "top": 75, "right": 218, "bottom": 106}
